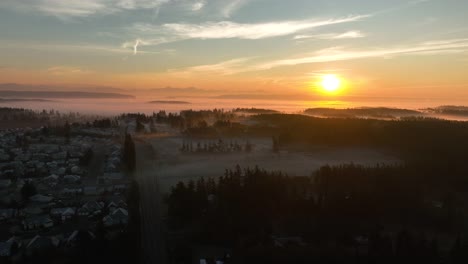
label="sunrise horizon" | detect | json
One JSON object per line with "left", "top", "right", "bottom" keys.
{"left": 1, "top": 0, "right": 468, "bottom": 109}
{"left": 3, "top": 2, "right": 468, "bottom": 263}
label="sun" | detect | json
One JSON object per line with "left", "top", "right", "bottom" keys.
{"left": 321, "top": 74, "right": 341, "bottom": 93}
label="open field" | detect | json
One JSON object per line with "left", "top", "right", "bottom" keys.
{"left": 145, "top": 134, "right": 400, "bottom": 193}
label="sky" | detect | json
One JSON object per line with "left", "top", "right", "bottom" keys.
{"left": 1, "top": 0, "right": 468, "bottom": 101}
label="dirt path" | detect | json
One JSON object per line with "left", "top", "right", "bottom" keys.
{"left": 135, "top": 139, "right": 168, "bottom": 264}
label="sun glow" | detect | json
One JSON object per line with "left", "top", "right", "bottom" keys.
{"left": 321, "top": 74, "right": 341, "bottom": 93}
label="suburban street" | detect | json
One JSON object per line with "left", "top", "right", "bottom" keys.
{"left": 135, "top": 139, "right": 168, "bottom": 264}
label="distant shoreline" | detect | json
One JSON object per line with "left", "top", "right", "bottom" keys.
{"left": 0, "top": 90, "right": 135, "bottom": 99}
{"left": 0, "top": 98, "right": 56, "bottom": 103}
{"left": 148, "top": 100, "right": 191, "bottom": 104}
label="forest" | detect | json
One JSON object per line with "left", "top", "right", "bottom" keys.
{"left": 166, "top": 164, "right": 468, "bottom": 263}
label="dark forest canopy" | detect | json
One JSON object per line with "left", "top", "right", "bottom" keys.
{"left": 233, "top": 108, "right": 280, "bottom": 114}
{"left": 425, "top": 105, "right": 468, "bottom": 117}
{"left": 166, "top": 164, "right": 467, "bottom": 263}
{"left": 251, "top": 114, "right": 468, "bottom": 153}
{"left": 304, "top": 107, "right": 423, "bottom": 119}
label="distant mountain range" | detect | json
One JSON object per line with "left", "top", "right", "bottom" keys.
{"left": 0, "top": 83, "right": 129, "bottom": 93}
{"left": 0, "top": 90, "right": 134, "bottom": 99}
{"left": 149, "top": 87, "right": 215, "bottom": 95}
{"left": 148, "top": 100, "right": 191, "bottom": 104}
{"left": 0, "top": 98, "right": 56, "bottom": 102}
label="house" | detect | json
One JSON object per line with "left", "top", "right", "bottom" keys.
{"left": 0, "top": 179, "right": 11, "bottom": 189}
{"left": 78, "top": 201, "right": 103, "bottom": 216}
{"left": 102, "top": 172, "right": 124, "bottom": 181}
{"left": 66, "top": 230, "right": 95, "bottom": 247}
{"left": 103, "top": 208, "right": 128, "bottom": 227}
{"left": 0, "top": 209, "right": 16, "bottom": 221}
{"left": 50, "top": 207, "right": 75, "bottom": 221}
{"left": 97, "top": 185, "right": 113, "bottom": 194}
{"left": 107, "top": 201, "right": 118, "bottom": 211}
{"left": 0, "top": 151, "right": 9, "bottom": 162}
{"left": 61, "top": 188, "right": 82, "bottom": 196}
{"left": 70, "top": 166, "right": 81, "bottom": 174}
{"left": 26, "top": 235, "right": 53, "bottom": 255}
{"left": 22, "top": 215, "right": 54, "bottom": 230}
{"left": 63, "top": 175, "right": 81, "bottom": 184}
{"left": 113, "top": 184, "right": 127, "bottom": 193}
{"left": 29, "top": 194, "right": 53, "bottom": 203}
{"left": 0, "top": 237, "right": 22, "bottom": 257}
{"left": 272, "top": 236, "right": 306, "bottom": 247}
{"left": 22, "top": 207, "right": 43, "bottom": 216}
{"left": 0, "top": 242, "right": 13, "bottom": 257}
{"left": 43, "top": 174, "right": 59, "bottom": 184}
{"left": 52, "top": 151, "right": 67, "bottom": 160}
{"left": 56, "top": 167, "right": 67, "bottom": 175}
{"left": 83, "top": 186, "right": 98, "bottom": 196}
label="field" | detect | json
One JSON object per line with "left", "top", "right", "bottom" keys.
{"left": 145, "top": 134, "right": 400, "bottom": 193}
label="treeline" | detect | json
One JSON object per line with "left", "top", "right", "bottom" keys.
{"left": 166, "top": 165, "right": 468, "bottom": 263}
{"left": 304, "top": 107, "right": 422, "bottom": 119}
{"left": 426, "top": 106, "right": 468, "bottom": 117}
{"left": 233, "top": 108, "right": 280, "bottom": 114}
{"left": 253, "top": 115, "right": 468, "bottom": 181}
{"left": 122, "top": 109, "right": 235, "bottom": 129}
{"left": 180, "top": 139, "right": 253, "bottom": 153}
{"left": 120, "top": 110, "right": 246, "bottom": 137}
{"left": 0, "top": 107, "right": 107, "bottom": 126}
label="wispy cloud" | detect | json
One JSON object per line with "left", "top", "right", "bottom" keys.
{"left": 191, "top": 1, "right": 206, "bottom": 11}
{"left": 1, "top": 40, "right": 166, "bottom": 55}
{"left": 127, "top": 14, "right": 369, "bottom": 49}
{"left": 258, "top": 38, "right": 468, "bottom": 69}
{"left": 294, "top": 30, "right": 366, "bottom": 40}
{"left": 221, "top": 0, "right": 247, "bottom": 18}
{"left": 0, "top": 0, "right": 171, "bottom": 19}
{"left": 1, "top": 0, "right": 249, "bottom": 19}
{"left": 168, "top": 57, "right": 253, "bottom": 75}
{"left": 133, "top": 39, "right": 141, "bottom": 55}
{"left": 47, "top": 66, "right": 91, "bottom": 75}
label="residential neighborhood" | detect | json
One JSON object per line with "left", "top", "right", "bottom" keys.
{"left": 0, "top": 124, "right": 132, "bottom": 261}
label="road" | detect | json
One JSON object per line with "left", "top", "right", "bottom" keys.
{"left": 135, "top": 139, "right": 168, "bottom": 264}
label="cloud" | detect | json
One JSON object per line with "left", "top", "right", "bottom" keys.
{"left": 191, "top": 1, "right": 205, "bottom": 11}
{"left": 133, "top": 39, "right": 141, "bottom": 55}
{"left": 221, "top": 0, "right": 247, "bottom": 18}
{"left": 0, "top": 0, "right": 171, "bottom": 18}
{"left": 294, "top": 30, "right": 366, "bottom": 40}
{"left": 258, "top": 38, "right": 468, "bottom": 69}
{"left": 1, "top": 39, "right": 167, "bottom": 55}
{"left": 168, "top": 57, "right": 253, "bottom": 75}
{"left": 46, "top": 66, "right": 91, "bottom": 75}
{"left": 1, "top": 0, "right": 248, "bottom": 19}
{"left": 128, "top": 14, "right": 369, "bottom": 46}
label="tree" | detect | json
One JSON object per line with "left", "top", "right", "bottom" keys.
{"left": 123, "top": 134, "right": 136, "bottom": 172}
{"left": 64, "top": 121, "right": 71, "bottom": 144}
{"left": 136, "top": 121, "right": 145, "bottom": 133}
{"left": 272, "top": 136, "right": 280, "bottom": 153}
{"left": 21, "top": 180, "right": 37, "bottom": 201}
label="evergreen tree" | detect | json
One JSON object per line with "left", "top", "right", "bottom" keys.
{"left": 123, "top": 134, "right": 136, "bottom": 171}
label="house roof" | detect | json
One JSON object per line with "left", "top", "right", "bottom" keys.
{"left": 26, "top": 235, "right": 52, "bottom": 249}
{"left": 29, "top": 194, "right": 53, "bottom": 203}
